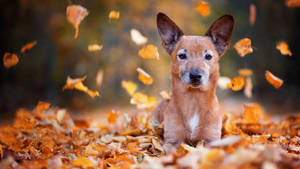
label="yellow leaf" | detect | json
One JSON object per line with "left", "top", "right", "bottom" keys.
{"left": 107, "top": 109, "right": 119, "bottom": 124}
{"left": 35, "top": 101, "right": 51, "bottom": 112}
{"left": 130, "top": 92, "right": 156, "bottom": 109}
{"left": 160, "top": 90, "right": 170, "bottom": 99}
{"left": 138, "top": 44, "right": 160, "bottom": 60}
{"left": 276, "top": 41, "right": 292, "bottom": 56}
{"left": 63, "top": 76, "right": 99, "bottom": 98}
{"left": 238, "top": 68, "right": 253, "bottom": 77}
{"left": 234, "top": 38, "right": 253, "bottom": 57}
{"left": 121, "top": 80, "right": 137, "bottom": 96}
{"left": 227, "top": 76, "right": 245, "bottom": 91}
{"left": 66, "top": 5, "right": 89, "bottom": 39}
{"left": 88, "top": 44, "right": 103, "bottom": 52}
{"left": 71, "top": 157, "right": 94, "bottom": 168}
{"left": 21, "top": 41, "right": 37, "bottom": 54}
{"left": 195, "top": 1, "right": 210, "bottom": 16}
{"left": 109, "top": 10, "right": 120, "bottom": 19}
{"left": 130, "top": 29, "right": 148, "bottom": 45}
{"left": 137, "top": 67, "right": 153, "bottom": 85}
{"left": 265, "top": 71, "right": 283, "bottom": 89}
{"left": 3, "top": 52, "right": 19, "bottom": 68}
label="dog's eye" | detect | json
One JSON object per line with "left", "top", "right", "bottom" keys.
{"left": 205, "top": 53, "right": 213, "bottom": 61}
{"left": 178, "top": 53, "right": 187, "bottom": 60}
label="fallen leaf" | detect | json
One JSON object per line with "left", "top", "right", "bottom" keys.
{"left": 107, "top": 110, "right": 119, "bottom": 124}
{"left": 227, "top": 76, "right": 245, "bottom": 91}
{"left": 137, "top": 67, "right": 153, "bottom": 85}
{"left": 217, "top": 76, "right": 231, "bottom": 89}
{"left": 71, "top": 157, "right": 94, "bottom": 168}
{"left": 96, "top": 69, "right": 104, "bottom": 88}
{"left": 238, "top": 68, "right": 253, "bottom": 77}
{"left": 138, "top": 44, "right": 160, "bottom": 60}
{"left": 243, "top": 103, "right": 266, "bottom": 124}
{"left": 249, "top": 4, "right": 256, "bottom": 26}
{"left": 265, "top": 71, "right": 283, "bottom": 89}
{"left": 21, "top": 41, "right": 37, "bottom": 54}
{"left": 63, "top": 76, "right": 99, "bottom": 98}
{"left": 276, "top": 41, "right": 292, "bottom": 56}
{"left": 244, "top": 77, "right": 253, "bottom": 98}
{"left": 66, "top": 5, "right": 89, "bottom": 39}
{"left": 234, "top": 38, "right": 253, "bottom": 57}
{"left": 121, "top": 80, "right": 137, "bottom": 96}
{"left": 35, "top": 101, "right": 51, "bottom": 112}
{"left": 195, "top": 1, "right": 210, "bottom": 16}
{"left": 130, "top": 29, "right": 148, "bottom": 45}
{"left": 109, "top": 10, "right": 120, "bottom": 19}
{"left": 130, "top": 92, "right": 156, "bottom": 109}
{"left": 3, "top": 52, "right": 19, "bottom": 68}
{"left": 160, "top": 90, "right": 170, "bottom": 99}
{"left": 286, "top": 0, "right": 300, "bottom": 7}
{"left": 88, "top": 44, "right": 103, "bottom": 52}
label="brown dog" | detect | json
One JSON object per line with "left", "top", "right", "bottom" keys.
{"left": 151, "top": 12, "right": 234, "bottom": 153}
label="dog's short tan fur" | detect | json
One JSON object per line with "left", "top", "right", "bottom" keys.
{"left": 152, "top": 13, "right": 234, "bottom": 153}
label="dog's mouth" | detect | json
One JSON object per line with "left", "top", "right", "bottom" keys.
{"left": 180, "top": 71, "right": 208, "bottom": 88}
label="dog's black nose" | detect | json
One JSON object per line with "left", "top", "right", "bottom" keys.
{"left": 189, "top": 71, "right": 202, "bottom": 81}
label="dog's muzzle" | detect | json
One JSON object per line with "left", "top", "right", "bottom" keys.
{"left": 181, "top": 69, "right": 208, "bottom": 87}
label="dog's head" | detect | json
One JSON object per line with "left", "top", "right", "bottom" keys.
{"left": 157, "top": 13, "right": 234, "bottom": 90}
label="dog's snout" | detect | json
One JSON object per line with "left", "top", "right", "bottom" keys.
{"left": 189, "top": 72, "right": 202, "bottom": 81}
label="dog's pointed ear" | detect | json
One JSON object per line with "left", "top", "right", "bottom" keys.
{"left": 205, "top": 15, "right": 234, "bottom": 56}
{"left": 157, "top": 12, "right": 184, "bottom": 54}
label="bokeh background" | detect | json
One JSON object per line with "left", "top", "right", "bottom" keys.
{"left": 1, "top": 0, "right": 300, "bottom": 122}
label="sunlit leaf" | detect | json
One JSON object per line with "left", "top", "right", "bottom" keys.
{"left": 71, "top": 157, "right": 95, "bottom": 168}
{"left": 63, "top": 76, "right": 99, "bottom": 98}
{"left": 160, "top": 90, "right": 170, "bottom": 99}
{"left": 243, "top": 103, "right": 265, "bottom": 124}
{"left": 217, "top": 76, "right": 231, "bottom": 89}
{"left": 21, "top": 41, "right": 37, "bottom": 54}
{"left": 88, "top": 44, "right": 103, "bottom": 52}
{"left": 35, "top": 101, "right": 51, "bottom": 112}
{"left": 234, "top": 38, "right": 253, "bottom": 57}
{"left": 265, "top": 71, "right": 283, "bottom": 89}
{"left": 138, "top": 44, "right": 160, "bottom": 60}
{"left": 195, "top": 1, "right": 210, "bottom": 16}
{"left": 66, "top": 5, "right": 89, "bottom": 39}
{"left": 96, "top": 69, "right": 104, "bottom": 88}
{"left": 227, "top": 76, "right": 245, "bottom": 91}
{"left": 130, "top": 92, "right": 156, "bottom": 109}
{"left": 107, "top": 109, "right": 119, "bottom": 124}
{"left": 3, "top": 52, "right": 19, "bottom": 68}
{"left": 244, "top": 77, "right": 253, "bottom": 98}
{"left": 286, "top": 0, "right": 300, "bottom": 7}
{"left": 130, "top": 29, "right": 148, "bottom": 45}
{"left": 238, "top": 68, "right": 253, "bottom": 77}
{"left": 109, "top": 10, "right": 120, "bottom": 19}
{"left": 249, "top": 4, "right": 256, "bottom": 26}
{"left": 137, "top": 67, "right": 153, "bottom": 85}
{"left": 276, "top": 41, "right": 292, "bottom": 56}
{"left": 121, "top": 80, "right": 137, "bottom": 96}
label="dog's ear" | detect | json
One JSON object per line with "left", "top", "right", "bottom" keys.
{"left": 205, "top": 15, "right": 234, "bottom": 56}
{"left": 157, "top": 12, "right": 184, "bottom": 54}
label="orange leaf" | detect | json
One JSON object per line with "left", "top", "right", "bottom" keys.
{"left": 137, "top": 67, "right": 153, "bottom": 85}
{"left": 227, "top": 76, "right": 245, "bottom": 91}
{"left": 109, "top": 10, "right": 120, "bottom": 19}
{"left": 96, "top": 69, "right": 104, "bottom": 88}
{"left": 286, "top": 0, "right": 300, "bottom": 7}
{"left": 160, "top": 90, "right": 170, "bottom": 99}
{"left": 249, "top": 4, "right": 256, "bottom": 26}
{"left": 21, "top": 41, "right": 37, "bottom": 54}
{"left": 3, "top": 52, "right": 19, "bottom": 68}
{"left": 276, "top": 41, "right": 292, "bottom": 56}
{"left": 71, "top": 157, "right": 94, "bottom": 168}
{"left": 63, "top": 76, "right": 99, "bottom": 98}
{"left": 265, "top": 71, "right": 283, "bottom": 89}
{"left": 88, "top": 44, "right": 103, "bottom": 52}
{"left": 107, "top": 110, "right": 119, "bottom": 124}
{"left": 195, "top": 1, "right": 210, "bottom": 16}
{"left": 138, "top": 45, "right": 160, "bottom": 60}
{"left": 35, "top": 101, "right": 51, "bottom": 112}
{"left": 66, "top": 5, "right": 89, "bottom": 39}
{"left": 244, "top": 77, "right": 253, "bottom": 98}
{"left": 243, "top": 103, "right": 265, "bottom": 124}
{"left": 238, "top": 68, "right": 253, "bottom": 77}
{"left": 130, "top": 92, "right": 156, "bottom": 109}
{"left": 234, "top": 38, "right": 253, "bottom": 57}
{"left": 121, "top": 80, "right": 137, "bottom": 96}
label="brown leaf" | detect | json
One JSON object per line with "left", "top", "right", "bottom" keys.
{"left": 249, "top": 4, "right": 256, "bottom": 26}
{"left": 21, "top": 41, "right": 37, "bottom": 54}
{"left": 63, "top": 76, "right": 99, "bottom": 98}
{"left": 265, "top": 71, "right": 283, "bottom": 89}
{"left": 286, "top": 0, "right": 300, "bottom": 7}
{"left": 3, "top": 52, "right": 19, "bottom": 68}
{"left": 66, "top": 5, "right": 89, "bottom": 39}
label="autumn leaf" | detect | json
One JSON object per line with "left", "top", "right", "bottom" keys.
{"left": 265, "top": 71, "right": 283, "bottom": 89}
{"left": 137, "top": 67, "right": 153, "bottom": 85}
{"left": 160, "top": 90, "right": 170, "bottom": 99}
{"left": 249, "top": 4, "right": 256, "bottom": 26}
{"left": 107, "top": 110, "right": 119, "bottom": 124}
{"left": 35, "top": 101, "right": 51, "bottom": 112}
{"left": 130, "top": 92, "right": 156, "bottom": 109}
{"left": 121, "top": 80, "right": 137, "bottom": 96}
{"left": 66, "top": 5, "right": 89, "bottom": 39}
{"left": 138, "top": 45, "right": 160, "bottom": 60}
{"left": 130, "top": 29, "right": 148, "bottom": 45}
{"left": 243, "top": 103, "right": 265, "bottom": 124}
{"left": 244, "top": 77, "right": 253, "bottom": 98}
{"left": 217, "top": 76, "right": 231, "bottom": 89}
{"left": 195, "top": 1, "right": 210, "bottom": 16}
{"left": 3, "top": 52, "right": 19, "bottom": 68}
{"left": 286, "top": 0, "right": 300, "bottom": 7}
{"left": 234, "top": 38, "right": 253, "bottom": 57}
{"left": 21, "top": 41, "right": 37, "bottom": 54}
{"left": 63, "top": 76, "right": 99, "bottom": 98}
{"left": 227, "top": 76, "right": 245, "bottom": 91}
{"left": 88, "top": 44, "right": 103, "bottom": 52}
{"left": 238, "top": 68, "right": 253, "bottom": 77}
{"left": 109, "top": 10, "right": 120, "bottom": 19}
{"left": 276, "top": 41, "right": 292, "bottom": 56}
{"left": 96, "top": 69, "right": 104, "bottom": 88}
{"left": 71, "top": 157, "right": 95, "bottom": 168}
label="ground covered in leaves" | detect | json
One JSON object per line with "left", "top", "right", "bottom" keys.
{"left": 0, "top": 102, "right": 300, "bottom": 169}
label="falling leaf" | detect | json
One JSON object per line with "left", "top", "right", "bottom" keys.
{"left": 121, "top": 80, "right": 137, "bottom": 96}
{"left": 234, "top": 38, "right": 253, "bottom": 57}
{"left": 138, "top": 44, "right": 160, "bottom": 60}
{"left": 71, "top": 157, "right": 95, "bottom": 168}
{"left": 137, "top": 67, "right": 153, "bottom": 85}
{"left": 107, "top": 110, "right": 119, "bottom": 124}
{"left": 63, "top": 76, "right": 99, "bottom": 98}
{"left": 109, "top": 10, "right": 120, "bottom": 19}
{"left": 227, "top": 76, "right": 245, "bottom": 91}
{"left": 195, "top": 1, "right": 210, "bottom": 16}
{"left": 96, "top": 69, "right": 104, "bottom": 88}
{"left": 160, "top": 90, "right": 170, "bottom": 99}
{"left": 249, "top": 4, "right": 256, "bottom": 26}
{"left": 66, "top": 5, "right": 89, "bottom": 39}
{"left": 88, "top": 44, "right": 103, "bottom": 52}
{"left": 286, "top": 0, "right": 300, "bottom": 7}
{"left": 276, "top": 41, "right": 292, "bottom": 56}
{"left": 244, "top": 77, "right": 253, "bottom": 98}
{"left": 21, "top": 41, "right": 37, "bottom": 54}
{"left": 265, "top": 71, "right": 283, "bottom": 89}
{"left": 3, "top": 52, "right": 19, "bottom": 69}
{"left": 217, "top": 76, "right": 231, "bottom": 89}
{"left": 130, "top": 29, "right": 148, "bottom": 45}
{"left": 238, "top": 68, "right": 253, "bottom": 77}
{"left": 130, "top": 92, "right": 156, "bottom": 109}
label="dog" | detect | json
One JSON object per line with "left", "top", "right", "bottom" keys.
{"left": 151, "top": 12, "right": 234, "bottom": 153}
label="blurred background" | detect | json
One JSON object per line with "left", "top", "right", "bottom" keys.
{"left": 0, "top": 0, "right": 300, "bottom": 122}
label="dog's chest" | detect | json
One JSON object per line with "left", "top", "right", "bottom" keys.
{"left": 188, "top": 113, "right": 199, "bottom": 138}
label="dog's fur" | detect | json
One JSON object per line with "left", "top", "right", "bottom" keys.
{"left": 151, "top": 12, "right": 234, "bottom": 153}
